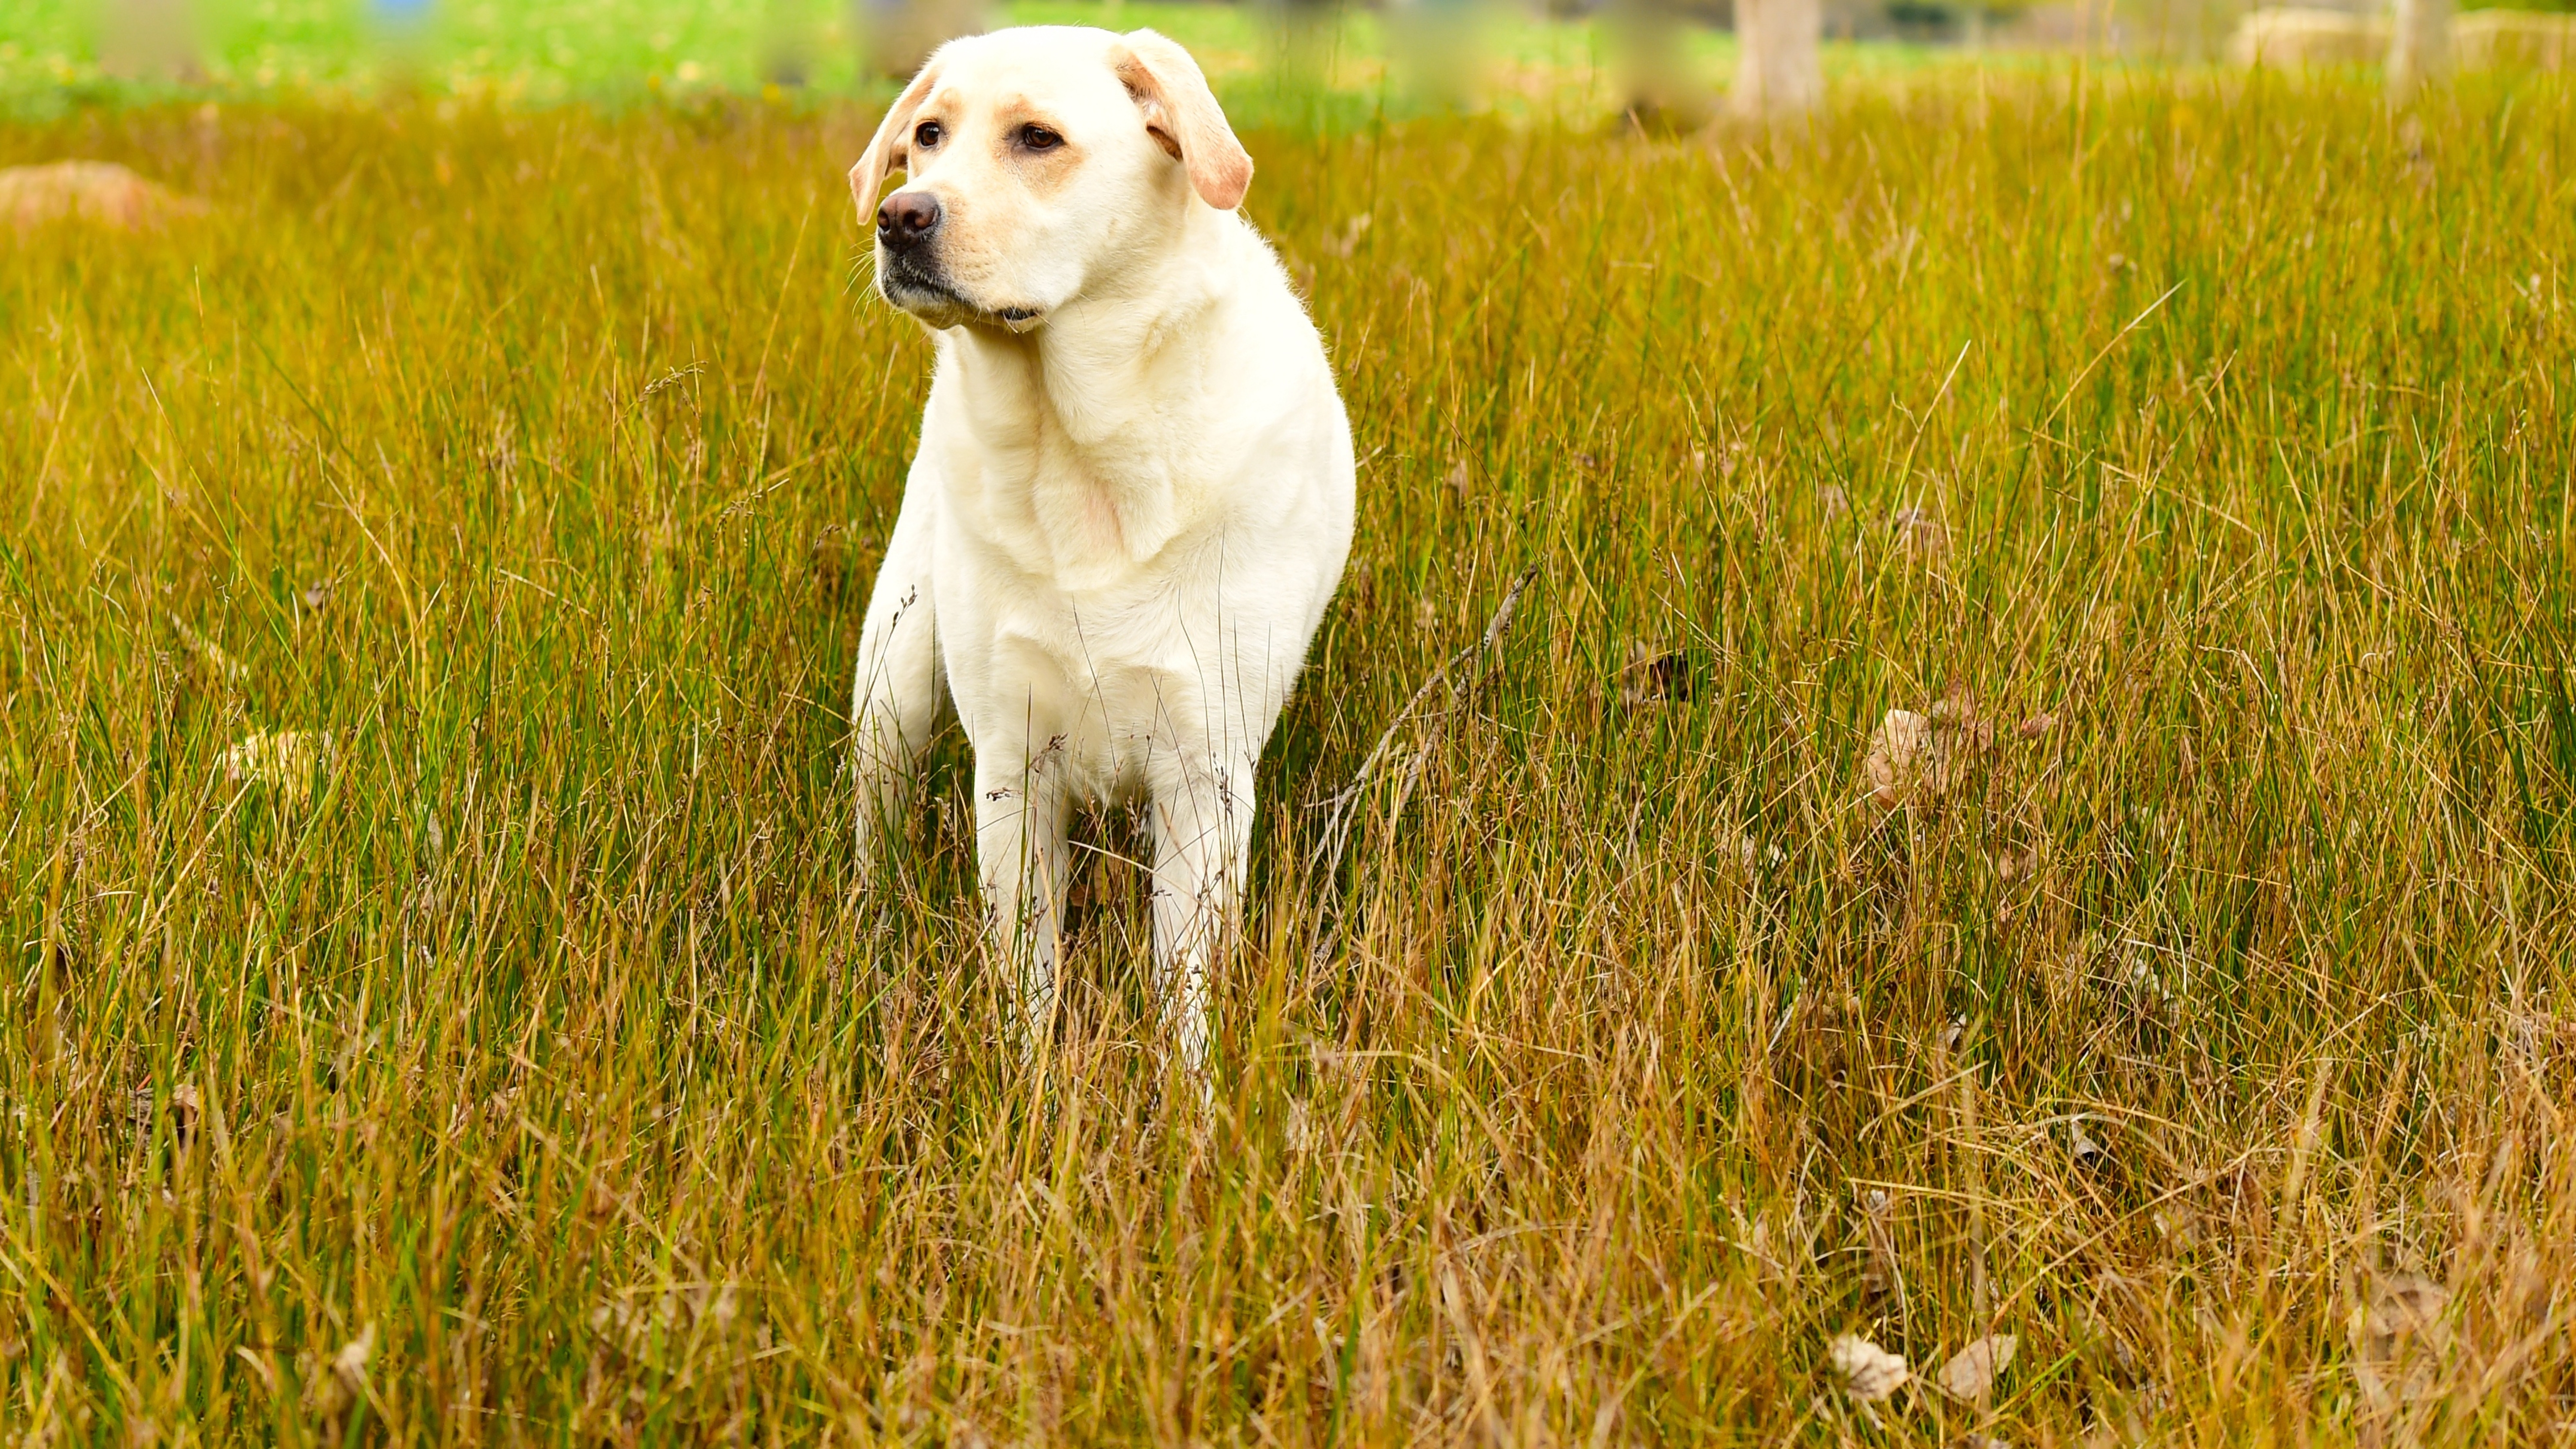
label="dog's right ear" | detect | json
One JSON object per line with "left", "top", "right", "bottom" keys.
{"left": 850, "top": 55, "right": 948, "bottom": 221}
{"left": 1112, "top": 30, "right": 1253, "bottom": 211}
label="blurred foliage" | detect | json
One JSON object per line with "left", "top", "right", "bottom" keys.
{"left": 0, "top": 0, "right": 2030, "bottom": 122}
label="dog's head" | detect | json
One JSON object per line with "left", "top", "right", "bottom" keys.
{"left": 850, "top": 27, "right": 1252, "bottom": 333}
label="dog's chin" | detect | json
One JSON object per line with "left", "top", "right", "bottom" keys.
{"left": 879, "top": 265, "right": 1047, "bottom": 334}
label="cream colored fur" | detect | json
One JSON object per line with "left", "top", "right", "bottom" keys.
{"left": 845, "top": 27, "right": 1355, "bottom": 1073}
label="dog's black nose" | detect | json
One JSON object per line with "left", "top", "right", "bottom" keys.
{"left": 877, "top": 191, "right": 941, "bottom": 248}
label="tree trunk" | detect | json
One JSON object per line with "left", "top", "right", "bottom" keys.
{"left": 1735, "top": 0, "right": 1825, "bottom": 121}
{"left": 2387, "top": 0, "right": 2450, "bottom": 100}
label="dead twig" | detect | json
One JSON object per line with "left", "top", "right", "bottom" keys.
{"left": 1309, "top": 564, "right": 1541, "bottom": 954}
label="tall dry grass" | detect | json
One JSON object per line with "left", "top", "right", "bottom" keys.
{"left": 3, "top": 70, "right": 2574, "bottom": 1443}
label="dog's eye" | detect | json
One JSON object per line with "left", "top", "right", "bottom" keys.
{"left": 912, "top": 120, "right": 943, "bottom": 149}
{"left": 1018, "top": 124, "right": 1063, "bottom": 152}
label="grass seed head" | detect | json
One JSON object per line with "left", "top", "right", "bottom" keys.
{"left": 1892, "top": 504, "right": 1950, "bottom": 559}
{"left": 1855, "top": 1189, "right": 1899, "bottom": 1297}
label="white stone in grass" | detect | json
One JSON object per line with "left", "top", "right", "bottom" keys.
{"left": 217, "top": 731, "right": 335, "bottom": 811}
{"left": 1830, "top": 1333, "right": 1909, "bottom": 1401}
{"left": 301, "top": 1322, "right": 374, "bottom": 1418}
{"left": 1862, "top": 710, "right": 1938, "bottom": 808}
{"left": 2354, "top": 1271, "right": 2451, "bottom": 1406}
{"left": 1864, "top": 693, "right": 2008, "bottom": 811}
{"left": 1936, "top": 1333, "right": 2018, "bottom": 1400}
{"left": 171, "top": 614, "right": 248, "bottom": 687}
{"left": 0, "top": 161, "right": 210, "bottom": 231}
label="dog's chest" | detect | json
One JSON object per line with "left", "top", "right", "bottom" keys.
{"left": 1024, "top": 441, "right": 1175, "bottom": 580}
{"left": 971, "top": 580, "right": 1237, "bottom": 798}
{"left": 949, "top": 401, "right": 1203, "bottom": 590}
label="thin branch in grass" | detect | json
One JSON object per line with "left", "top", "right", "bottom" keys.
{"left": 1889, "top": 337, "right": 1973, "bottom": 493}
{"left": 752, "top": 191, "right": 817, "bottom": 408}
{"left": 2038, "top": 279, "right": 2186, "bottom": 438}
{"left": 1308, "top": 563, "right": 1540, "bottom": 952}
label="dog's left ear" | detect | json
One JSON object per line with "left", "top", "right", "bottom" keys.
{"left": 850, "top": 50, "right": 948, "bottom": 221}
{"left": 1112, "top": 30, "right": 1253, "bottom": 212}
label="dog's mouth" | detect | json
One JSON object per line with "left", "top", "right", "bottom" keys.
{"left": 879, "top": 257, "right": 1045, "bottom": 334}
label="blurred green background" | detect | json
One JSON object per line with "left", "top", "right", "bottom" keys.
{"left": 0, "top": 0, "right": 2058, "bottom": 124}
{"left": 0, "top": 1, "right": 1686, "bottom": 110}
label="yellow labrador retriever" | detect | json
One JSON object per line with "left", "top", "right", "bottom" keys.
{"left": 846, "top": 28, "right": 1355, "bottom": 1072}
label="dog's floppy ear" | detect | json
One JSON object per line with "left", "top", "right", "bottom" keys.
{"left": 849, "top": 54, "right": 948, "bottom": 219}
{"left": 1112, "top": 30, "right": 1253, "bottom": 212}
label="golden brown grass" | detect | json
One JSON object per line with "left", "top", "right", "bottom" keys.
{"left": 3, "top": 68, "right": 2575, "bottom": 1444}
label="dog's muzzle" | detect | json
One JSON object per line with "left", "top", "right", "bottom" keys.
{"left": 873, "top": 192, "right": 1045, "bottom": 332}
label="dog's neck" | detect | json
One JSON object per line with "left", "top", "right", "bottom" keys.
{"left": 935, "top": 207, "right": 1255, "bottom": 574}
{"left": 948, "top": 208, "right": 1241, "bottom": 428}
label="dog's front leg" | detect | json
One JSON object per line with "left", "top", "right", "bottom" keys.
{"left": 974, "top": 759, "right": 1072, "bottom": 1059}
{"left": 849, "top": 476, "right": 946, "bottom": 872}
{"left": 1148, "top": 752, "right": 1258, "bottom": 1076}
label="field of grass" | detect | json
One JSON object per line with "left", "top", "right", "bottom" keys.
{"left": 6, "top": 21, "right": 2576, "bottom": 1446}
